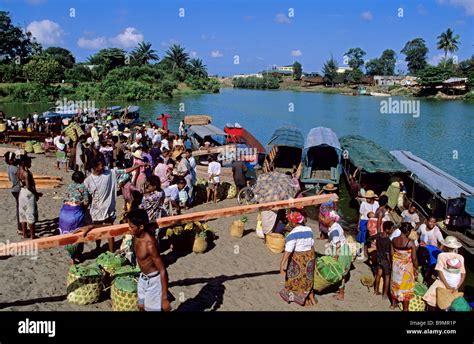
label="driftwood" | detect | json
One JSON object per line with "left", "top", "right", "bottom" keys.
{"left": 0, "top": 194, "right": 337, "bottom": 256}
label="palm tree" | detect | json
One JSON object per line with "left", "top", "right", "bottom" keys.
{"left": 437, "top": 28, "right": 460, "bottom": 68}
{"left": 322, "top": 55, "right": 338, "bottom": 87}
{"left": 131, "top": 41, "right": 159, "bottom": 65}
{"left": 189, "top": 58, "right": 208, "bottom": 78}
{"left": 164, "top": 44, "right": 189, "bottom": 70}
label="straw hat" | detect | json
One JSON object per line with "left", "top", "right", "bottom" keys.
{"left": 123, "top": 128, "right": 131, "bottom": 133}
{"left": 133, "top": 149, "right": 143, "bottom": 160}
{"left": 440, "top": 236, "right": 462, "bottom": 249}
{"left": 323, "top": 183, "right": 338, "bottom": 192}
{"left": 365, "top": 190, "right": 378, "bottom": 199}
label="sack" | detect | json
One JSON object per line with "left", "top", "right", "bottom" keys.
{"left": 265, "top": 233, "right": 285, "bottom": 253}
{"left": 436, "top": 287, "right": 464, "bottom": 310}
{"left": 192, "top": 235, "right": 208, "bottom": 253}
{"left": 450, "top": 297, "right": 471, "bottom": 312}
{"left": 313, "top": 267, "right": 332, "bottom": 292}
{"left": 317, "top": 256, "right": 345, "bottom": 284}
{"left": 230, "top": 220, "right": 245, "bottom": 238}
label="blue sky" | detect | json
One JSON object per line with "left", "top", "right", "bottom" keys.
{"left": 1, "top": 0, "right": 473, "bottom": 75}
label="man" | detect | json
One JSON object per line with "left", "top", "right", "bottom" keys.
{"left": 146, "top": 126, "right": 155, "bottom": 143}
{"left": 232, "top": 159, "right": 248, "bottom": 191}
{"left": 84, "top": 155, "right": 142, "bottom": 252}
{"left": 17, "top": 118, "right": 25, "bottom": 131}
{"left": 175, "top": 153, "right": 193, "bottom": 206}
{"left": 357, "top": 190, "right": 379, "bottom": 253}
{"left": 207, "top": 155, "right": 221, "bottom": 204}
{"left": 401, "top": 204, "right": 421, "bottom": 230}
{"left": 163, "top": 178, "right": 187, "bottom": 214}
{"left": 75, "top": 135, "right": 86, "bottom": 173}
{"left": 161, "top": 134, "right": 169, "bottom": 152}
{"left": 90, "top": 123, "right": 99, "bottom": 147}
{"left": 32, "top": 111, "right": 39, "bottom": 123}
{"left": 150, "top": 141, "right": 162, "bottom": 167}
{"left": 157, "top": 113, "right": 171, "bottom": 131}
{"left": 417, "top": 217, "right": 444, "bottom": 248}
{"left": 185, "top": 148, "right": 197, "bottom": 186}
{"left": 152, "top": 129, "right": 162, "bottom": 145}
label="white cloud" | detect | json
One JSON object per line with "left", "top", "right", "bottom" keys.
{"left": 291, "top": 50, "right": 302, "bottom": 57}
{"left": 26, "top": 20, "right": 64, "bottom": 45}
{"left": 438, "top": 0, "right": 474, "bottom": 16}
{"left": 360, "top": 11, "right": 373, "bottom": 21}
{"left": 274, "top": 13, "right": 291, "bottom": 24}
{"left": 211, "top": 50, "right": 223, "bottom": 58}
{"left": 190, "top": 51, "right": 198, "bottom": 58}
{"left": 110, "top": 27, "right": 143, "bottom": 48}
{"left": 77, "top": 37, "right": 107, "bottom": 50}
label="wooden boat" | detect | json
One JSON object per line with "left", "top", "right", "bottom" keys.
{"left": 184, "top": 115, "right": 211, "bottom": 126}
{"left": 340, "top": 135, "right": 408, "bottom": 199}
{"left": 263, "top": 127, "right": 304, "bottom": 174}
{"left": 224, "top": 123, "right": 266, "bottom": 166}
{"left": 300, "top": 127, "right": 342, "bottom": 192}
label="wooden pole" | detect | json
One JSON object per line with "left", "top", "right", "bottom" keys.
{"left": 0, "top": 194, "right": 337, "bottom": 256}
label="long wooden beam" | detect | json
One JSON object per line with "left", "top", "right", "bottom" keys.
{"left": 0, "top": 194, "right": 336, "bottom": 256}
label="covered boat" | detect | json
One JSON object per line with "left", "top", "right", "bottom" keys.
{"left": 263, "top": 126, "right": 304, "bottom": 173}
{"left": 340, "top": 135, "right": 408, "bottom": 197}
{"left": 224, "top": 123, "right": 266, "bottom": 166}
{"left": 300, "top": 127, "right": 342, "bottom": 190}
{"left": 187, "top": 124, "right": 228, "bottom": 148}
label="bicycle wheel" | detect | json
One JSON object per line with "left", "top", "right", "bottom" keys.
{"left": 237, "top": 187, "right": 256, "bottom": 205}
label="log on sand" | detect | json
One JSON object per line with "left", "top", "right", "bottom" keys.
{"left": 0, "top": 194, "right": 337, "bottom": 256}
{"left": 0, "top": 172, "right": 62, "bottom": 180}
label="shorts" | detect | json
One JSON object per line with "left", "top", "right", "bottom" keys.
{"left": 356, "top": 219, "right": 368, "bottom": 244}
{"left": 137, "top": 272, "right": 162, "bottom": 311}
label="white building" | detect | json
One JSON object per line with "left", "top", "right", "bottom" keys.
{"left": 233, "top": 73, "right": 264, "bottom": 79}
{"left": 336, "top": 66, "right": 353, "bottom": 74}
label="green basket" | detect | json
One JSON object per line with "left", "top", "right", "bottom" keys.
{"left": 111, "top": 276, "right": 139, "bottom": 311}
{"left": 66, "top": 263, "right": 103, "bottom": 305}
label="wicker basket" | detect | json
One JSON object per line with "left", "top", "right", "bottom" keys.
{"left": 313, "top": 267, "right": 332, "bottom": 292}
{"left": 111, "top": 276, "right": 139, "bottom": 312}
{"left": 265, "top": 233, "right": 285, "bottom": 253}
{"left": 66, "top": 265, "right": 103, "bottom": 305}
{"left": 227, "top": 184, "right": 237, "bottom": 199}
{"left": 230, "top": 220, "right": 245, "bottom": 238}
{"left": 192, "top": 236, "right": 208, "bottom": 253}
{"left": 399, "top": 295, "right": 426, "bottom": 312}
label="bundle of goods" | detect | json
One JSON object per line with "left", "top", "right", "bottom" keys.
{"left": 399, "top": 282, "right": 428, "bottom": 311}
{"left": 67, "top": 263, "right": 103, "bottom": 305}
{"left": 165, "top": 221, "right": 214, "bottom": 253}
{"left": 313, "top": 252, "right": 352, "bottom": 292}
{"left": 0, "top": 172, "right": 62, "bottom": 189}
{"left": 63, "top": 122, "right": 85, "bottom": 142}
{"left": 450, "top": 297, "right": 471, "bottom": 312}
{"left": 110, "top": 265, "right": 141, "bottom": 279}
{"left": 111, "top": 276, "right": 140, "bottom": 311}
{"left": 217, "top": 182, "right": 237, "bottom": 200}
{"left": 265, "top": 233, "right": 285, "bottom": 253}
{"left": 24, "top": 140, "right": 35, "bottom": 153}
{"left": 95, "top": 252, "right": 127, "bottom": 275}
{"left": 230, "top": 216, "right": 247, "bottom": 238}
{"left": 436, "top": 288, "right": 464, "bottom": 310}
{"left": 33, "top": 142, "right": 44, "bottom": 154}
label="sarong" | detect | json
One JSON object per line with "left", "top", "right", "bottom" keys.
{"left": 356, "top": 219, "right": 368, "bottom": 244}
{"left": 391, "top": 248, "right": 415, "bottom": 302}
{"left": 59, "top": 204, "right": 86, "bottom": 258}
{"left": 18, "top": 188, "right": 38, "bottom": 224}
{"left": 280, "top": 250, "right": 315, "bottom": 306}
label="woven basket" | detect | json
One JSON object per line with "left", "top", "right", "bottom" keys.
{"left": 192, "top": 236, "right": 208, "bottom": 254}
{"left": 227, "top": 184, "right": 237, "bottom": 199}
{"left": 66, "top": 268, "right": 102, "bottom": 305}
{"left": 313, "top": 267, "right": 332, "bottom": 292}
{"left": 111, "top": 277, "right": 139, "bottom": 312}
{"left": 265, "top": 233, "right": 285, "bottom": 253}
{"left": 33, "top": 143, "right": 44, "bottom": 154}
{"left": 230, "top": 220, "right": 245, "bottom": 238}
{"left": 399, "top": 295, "right": 426, "bottom": 312}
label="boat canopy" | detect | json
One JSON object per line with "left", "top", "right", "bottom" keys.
{"left": 266, "top": 127, "right": 304, "bottom": 150}
{"left": 188, "top": 124, "right": 227, "bottom": 139}
{"left": 391, "top": 150, "right": 474, "bottom": 199}
{"left": 108, "top": 106, "right": 122, "bottom": 112}
{"left": 340, "top": 135, "right": 407, "bottom": 174}
{"left": 126, "top": 105, "right": 140, "bottom": 113}
{"left": 304, "top": 127, "right": 341, "bottom": 151}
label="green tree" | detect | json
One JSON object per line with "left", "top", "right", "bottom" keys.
{"left": 322, "top": 55, "right": 338, "bottom": 87}
{"left": 131, "top": 41, "right": 159, "bottom": 65}
{"left": 23, "top": 57, "right": 63, "bottom": 85}
{"left": 416, "top": 66, "right": 451, "bottom": 87}
{"left": 344, "top": 48, "right": 366, "bottom": 70}
{"left": 189, "top": 58, "right": 208, "bottom": 78}
{"left": 401, "top": 38, "right": 429, "bottom": 75}
{"left": 343, "top": 68, "right": 363, "bottom": 84}
{"left": 87, "top": 48, "right": 126, "bottom": 75}
{"left": 42, "top": 47, "right": 75, "bottom": 69}
{"left": 379, "top": 49, "right": 397, "bottom": 75}
{"left": 0, "top": 11, "right": 42, "bottom": 63}
{"left": 64, "top": 64, "right": 93, "bottom": 84}
{"left": 437, "top": 28, "right": 460, "bottom": 68}
{"left": 293, "top": 61, "right": 302, "bottom": 80}
{"left": 164, "top": 44, "right": 189, "bottom": 71}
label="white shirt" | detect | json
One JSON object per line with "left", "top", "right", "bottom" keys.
{"left": 164, "top": 184, "right": 180, "bottom": 202}
{"left": 17, "top": 120, "right": 24, "bottom": 129}
{"left": 208, "top": 161, "right": 221, "bottom": 183}
{"left": 417, "top": 224, "right": 444, "bottom": 247}
{"left": 161, "top": 139, "right": 169, "bottom": 151}
{"left": 285, "top": 225, "right": 314, "bottom": 252}
{"left": 147, "top": 128, "right": 155, "bottom": 140}
{"left": 389, "top": 228, "right": 401, "bottom": 240}
{"left": 152, "top": 133, "right": 162, "bottom": 144}
{"left": 33, "top": 114, "right": 39, "bottom": 121}
{"left": 359, "top": 201, "right": 379, "bottom": 220}
{"left": 328, "top": 222, "right": 346, "bottom": 248}
{"left": 91, "top": 126, "right": 99, "bottom": 143}
{"left": 401, "top": 210, "right": 420, "bottom": 228}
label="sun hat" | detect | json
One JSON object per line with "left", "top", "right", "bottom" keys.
{"left": 440, "top": 236, "right": 462, "bottom": 249}
{"left": 132, "top": 149, "right": 143, "bottom": 160}
{"left": 365, "top": 190, "right": 378, "bottom": 199}
{"left": 323, "top": 183, "right": 338, "bottom": 192}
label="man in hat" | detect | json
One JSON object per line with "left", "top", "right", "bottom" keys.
{"left": 357, "top": 190, "right": 379, "bottom": 255}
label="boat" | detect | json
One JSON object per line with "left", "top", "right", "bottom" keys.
{"left": 184, "top": 115, "right": 211, "bottom": 126}
{"left": 340, "top": 135, "right": 408, "bottom": 199}
{"left": 370, "top": 92, "right": 391, "bottom": 97}
{"left": 224, "top": 123, "right": 265, "bottom": 164}
{"left": 300, "top": 127, "right": 342, "bottom": 192}
{"left": 119, "top": 105, "right": 140, "bottom": 127}
{"left": 263, "top": 126, "right": 304, "bottom": 174}
{"left": 391, "top": 150, "right": 474, "bottom": 264}
{"left": 187, "top": 122, "right": 235, "bottom": 165}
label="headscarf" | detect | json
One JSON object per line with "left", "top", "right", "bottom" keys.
{"left": 329, "top": 210, "right": 340, "bottom": 223}
{"left": 287, "top": 210, "right": 304, "bottom": 224}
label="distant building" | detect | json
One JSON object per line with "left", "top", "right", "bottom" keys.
{"left": 336, "top": 66, "right": 353, "bottom": 74}
{"left": 443, "top": 77, "right": 468, "bottom": 94}
{"left": 233, "top": 73, "right": 263, "bottom": 79}
{"left": 373, "top": 75, "right": 405, "bottom": 86}
{"left": 273, "top": 65, "right": 294, "bottom": 73}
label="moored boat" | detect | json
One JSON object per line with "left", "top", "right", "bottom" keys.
{"left": 263, "top": 126, "right": 304, "bottom": 174}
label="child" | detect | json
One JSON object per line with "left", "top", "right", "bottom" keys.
{"left": 127, "top": 209, "right": 170, "bottom": 312}
{"left": 374, "top": 221, "right": 394, "bottom": 299}
{"left": 139, "top": 175, "right": 166, "bottom": 224}
{"left": 366, "top": 211, "right": 379, "bottom": 271}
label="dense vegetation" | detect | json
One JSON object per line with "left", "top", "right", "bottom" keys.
{"left": 0, "top": 11, "right": 219, "bottom": 102}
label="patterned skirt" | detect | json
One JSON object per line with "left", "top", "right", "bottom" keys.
{"left": 280, "top": 250, "right": 315, "bottom": 306}
{"left": 391, "top": 248, "right": 415, "bottom": 302}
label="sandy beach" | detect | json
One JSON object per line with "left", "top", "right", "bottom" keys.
{"left": 0, "top": 150, "right": 395, "bottom": 311}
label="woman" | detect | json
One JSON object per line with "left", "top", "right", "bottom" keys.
{"left": 422, "top": 236, "right": 466, "bottom": 309}
{"left": 327, "top": 211, "right": 351, "bottom": 301}
{"left": 417, "top": 217, "right": 444, "bottom": 248}
{"left": 132, "top": 149, "right": 147, "bottom": 191}
{"left": 317, "top": 183, "right": 338, "bottom": 240}
{"left": 390, "top": 222, "right": 418, "bottom": 311}
{"left": 154, "top": 157, "right": 171, "bottom": 189}
{"left": 4, "top": 152, "right": 21, "bottom": 233}
{"left": 279, "top": 209, "right": 316, "bottom": 307}
{"left": 55, "top": 135, "right": 68, "bottom": 172}
{"left": 58, "top": 171, "right": 90, "bottom": 264}
{"left": 17, "top": 155, "right": 42, "bottom": 239}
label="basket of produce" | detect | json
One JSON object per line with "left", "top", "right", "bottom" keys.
{"left": 111, "top": 275, "right": 139, "bottom": 311}
{"left": 265, "top": 233, "right": 285, "bottom": 253}
{"left": 24, "top": 141, "right": 35, "bottom": 153}
{"left": 33, "top": 142, "right": 44, "bottom": 154}
{"left": 230, "top": 216, "right": 247, "bottom": 238}
{"left": 67, "top": 263, "right": 103, "bottom": 305}
{"left": 313, "top": 256, "right": 345, "bottom": 292}
{"left": 110, "top": 265, "right": 141, "bottom": 279}
{"left": 96, "top": 252, "right": 127, "bottom": 275}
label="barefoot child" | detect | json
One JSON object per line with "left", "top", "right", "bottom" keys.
{"left": 127, "top": 209, "right": 170, "bottom": 312}
{"left": 374, "top": 221, "right": 394, "bottom": 299}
